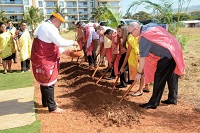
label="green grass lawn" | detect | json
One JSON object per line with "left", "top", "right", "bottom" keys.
{"left": 0, "top": 70, "right": 33, "bottom": 91}
{"left": 0, "top": 121, "right": 41, "bottom": 133}
{"left": 0, "top": 70, "right": 41, "bottom": 132}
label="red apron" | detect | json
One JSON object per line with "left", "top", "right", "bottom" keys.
{"left": 31, "top": 38, "right": 60, "bottom": 86}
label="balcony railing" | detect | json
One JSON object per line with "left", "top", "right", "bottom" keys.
{"left": 0, "top": 1, "right": 23, "bottom": 4}
{"left": 67, "top": 11, "right": 77, "bottom": 14}
{"left": 67, "top": 4, "right": 76, "bottom": 7}
{"left": 46, "top": 5, "right": 57, "bottom": 7}
{"left": 5, "top": 10, "right": 24, "bottom": 13}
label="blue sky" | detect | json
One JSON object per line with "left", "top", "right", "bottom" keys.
{"left": 120, "top": 0, "right": 200, "bottom": 15}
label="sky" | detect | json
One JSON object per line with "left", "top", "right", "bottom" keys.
{"left": 120, "top": 0, "right": 200, "bottom": 15}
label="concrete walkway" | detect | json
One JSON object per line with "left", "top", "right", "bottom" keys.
{"left": 0, "top": 87, "right": 36, "bottom": 130}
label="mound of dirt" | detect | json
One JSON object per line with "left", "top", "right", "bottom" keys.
{"left": 58, "top": 61, "right": 142, "bottom": 128}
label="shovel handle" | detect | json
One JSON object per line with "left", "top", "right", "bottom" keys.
{"left": 92, "top": 65, "right": 100, "bottom": 78}
{"left": 110, "top": 75, "right": 120, "bottom": 95}
{"left": 119, "top": 81, "right": 137, "bottom": 103}
{"left": 96, "top": 67, "right": 110, "bottom": 84}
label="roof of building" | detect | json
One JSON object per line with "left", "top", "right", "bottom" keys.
{"left": 181, "top": 20, "right": 200, "bottom": 23}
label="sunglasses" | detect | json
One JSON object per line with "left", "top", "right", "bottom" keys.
{"left": 129, "top": 28, "right": 136, "bottom": 34}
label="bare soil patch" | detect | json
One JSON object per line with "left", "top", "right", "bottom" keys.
{"left": 33, "top": 54, "right": 199, "bottom": 133}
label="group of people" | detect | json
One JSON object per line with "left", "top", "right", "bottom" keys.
{"left": 4, "top": 11, "right": 184, "bottom": 113}
{"left": 74, "top": 21, "right": 150, "bottom": 96}
{"left": 0, "top": 20, "right": 32, "bottom": 74}
{"left": 73, "top": 18, "right": 185, "bottom": 109}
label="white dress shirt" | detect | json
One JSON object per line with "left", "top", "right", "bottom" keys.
{"left": 34, "top": 20, "right": 74, "bottom": 47}
{"left": 86, "top": 27, "right": 99, "bottom": 48}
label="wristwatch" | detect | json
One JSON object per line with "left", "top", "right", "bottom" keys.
{"left": 137, "top": 71, "right": 143, "bottom": 74}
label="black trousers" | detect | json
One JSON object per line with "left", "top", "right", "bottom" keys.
{"left": 21, "top": 58, "right": 30, "bottom": 71}
{"left": 13, "top": 52, "right": 17, "bottom": 63}
{"left": 40, "top": 84, "right": 57, "bottom": 111}
{"left": 148, "top": 57, "right": 178, "bottom": 106}
{"left": 118, "top": 53, "right": 128, "bottom": 86}
{"left": 87, "top": 52, "right": 94, "bottom": 66}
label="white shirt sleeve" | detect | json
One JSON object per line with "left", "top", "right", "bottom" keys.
{"left": 92, "top": 30, "right": 99, "bottom": 40}
{"left": 36, "top": 21, "right": 74, "bottom": 47}
{"left": 86, "top": 28, "right": 93, "bottom": 48}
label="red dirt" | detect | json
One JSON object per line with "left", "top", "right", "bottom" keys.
{"left": 32, "top": 55, "right": 200, "bottom": 133}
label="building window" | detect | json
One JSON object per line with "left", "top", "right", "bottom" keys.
{"left": 38, "top": 1, "right": 43, "bottom": 7}
{"left": 46, "top": 2, "right": 57, "bottom": 7}
{"left": 5, "top": 6, "right": 23, "bottom": 13}
{"left": 90, "top": 2, "right": 93, "bottom": 7}
{"left": 60, "top": 1, "right": 64, "bottom": 7}
{"left": 24, "top": 0, "right": 29, "bottom": 5}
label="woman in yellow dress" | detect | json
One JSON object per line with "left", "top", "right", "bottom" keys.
{"left": 119, "top": 33, "right": 149, "bottom": 96}
{"left": 0, "top": 22, "right": 16, "bottom": 74}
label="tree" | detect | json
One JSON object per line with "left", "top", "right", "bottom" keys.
{"left": 23, "top": 6, "right": 44, "bottom": 31}
{"left": 132, "top": 11, "right": 152, "bottom": 22}
{"left": 127, "top": 0, "right": 191, "bottom": 49}
{"left": 0, "top": 10, "right": 7, "bottom": 22}
{"left": 172, "top": 13, "right": 191, "bottom": 21}
{"left": 90, "top": 4, "right": 121, "bottom": 28}
{"left": 127, "top": 0, "right": 191, "bottom": 36}
{"left": 54, "top": 5, "right": 67, "bottom": 17}
{"left": 127, "top": 0, "right": 173, "bottom": 24}
{"left": 189, "top": 11, "right": 200, "bottom": 20}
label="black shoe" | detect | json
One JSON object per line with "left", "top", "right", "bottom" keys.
{"left": 116, "top": 84, "right": 127, "bottom": 88}
{"left": 105, "top": 76, "right": 116, "bottom": 80}
{"left": 139, "top": 103, "right": 157, "bottom": 109}
{"left": 161, "top": 100, "right": 177, "bottom": 105}
{"left": 127, "top": 80, "right": 134, "bottom": 84}
{"left": 143, "top": 89, "right": 150, "bottom": 93}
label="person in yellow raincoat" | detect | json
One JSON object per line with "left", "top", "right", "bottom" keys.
{"left": 6, "top": 20, "right": 17, "bottom": 63}
{"left": 0, "top": 22, "right": 16, "bottom": 74}
{"left": 15, "top": 20, "right": 32, "bottom": 73}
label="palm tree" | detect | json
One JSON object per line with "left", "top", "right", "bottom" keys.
{"left": 54, "top": 5, "right": 67, "bottom": 17}
{"left": 127, "top": 0, "right": 173, "bottom": 24}
{"left": 23, "top": 6, "right": 44, "bottom": 31}
{"left": 127, "top": 0, "right": 191, "bottom": 36}
{"left": 90, "top": 4, "right": 121, "bottom": 28}
{"left": 177, "top": 0, "right": 192, "bottom": 21}
{"left": 0, "top": 10, "right": 7, "bottom": 22}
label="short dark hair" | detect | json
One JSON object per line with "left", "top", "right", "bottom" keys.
{"left": 7, "top": 20, "right": 12, "bottom": 23}
{"left": 104, "top": 29, "right": 113, "bottom": 35}
{"left": 76, "top": 21, "right": 83, "bottom": 28}
{"left": 0, "top": 22, "right": 4, "bottom": 27}
{"left": 20, "top": 20, "right": 27, "bottom": 24}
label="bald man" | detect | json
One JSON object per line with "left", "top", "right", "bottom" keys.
{"left": 128, "top": 22, "right": 185, "bottom": 109}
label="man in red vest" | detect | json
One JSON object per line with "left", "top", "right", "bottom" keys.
{"left": 31, "top": 12, "right": 78, "bottom": 113}
{"left": 128, "top": 22, "right": 185, "bottom": 109}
